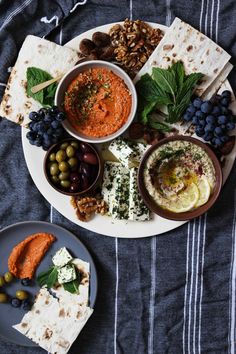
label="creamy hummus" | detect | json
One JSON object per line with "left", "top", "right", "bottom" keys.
{"left": 143, "top": 140, "right": 216, "bottom": 212}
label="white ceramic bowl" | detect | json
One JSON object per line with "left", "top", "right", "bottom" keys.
{"left": 55, "top": 60, "right": 137, "bottom": 144}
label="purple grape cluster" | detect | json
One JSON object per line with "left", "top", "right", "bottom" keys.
{"left": 183, "top": 90, "right": 235, "bottom": 146}
{"left": 26, "top": 106, "right": 66, "bottom": 150}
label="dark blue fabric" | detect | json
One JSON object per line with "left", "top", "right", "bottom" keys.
{"left": 0, "top": 1, "right": 236, "bottom": 353}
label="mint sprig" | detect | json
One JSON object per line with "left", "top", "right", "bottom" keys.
{"left": 136, "top": 61, "right": 204, "bottom": 125}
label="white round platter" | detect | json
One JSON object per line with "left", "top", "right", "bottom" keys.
{"left": 22, "top": 22, "right": 236, "bottom": 238}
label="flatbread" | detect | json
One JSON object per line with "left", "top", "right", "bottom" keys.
{"left": 134, "top": 17, "right": 232, "bottom": 97}
{"left": 13, "top": 258, "right": 93, "bottom": 354}
{"left": 0, "top": 35, "right": 79, "bottom": 125}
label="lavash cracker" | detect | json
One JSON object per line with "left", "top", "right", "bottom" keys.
{"left": 0, "top": 35, "right": 79, "bottom": 125}
{"left": 13, "top": 259, "right": 93, "bottom": 354}
{"left": 134, "top": 17, "right": 232, "bottom": 98}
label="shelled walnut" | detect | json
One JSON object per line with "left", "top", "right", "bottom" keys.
{"left": 71, "top": 195, "right": 107, "bottom": 222}
{"left": 109, "top": 19, "right": 163, "bottom": 73}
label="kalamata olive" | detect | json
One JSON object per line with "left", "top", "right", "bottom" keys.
{"left": 60, "top": 180, "right": 71, "bottom": 188}
{"left": 92, "top": 32, "right": 111, "bottom": 47}
{"left": 51, "top": 175, "right": 60, "bottom": 184}
{"left": 50, "top": 162, "right": 59, "bottom": 176}
{"left": 79, "top": 38, "right": 96, "bottom": 55}
{"left": 66, "top": 145, "right": 75, "bottom": 158}
{"left": 83, "top": 152, "right": 98, "bottom": 165}
{"left": 81, "top": 174, "right": 90, "bottom": 191}
{"left": 0, "top": 293, "right": 8, "bottom": 303}
{"left": 80, "top": 142, "right": 92, "bottom": 153}
{"left": 0, "top": 276, "right": 5, "bottom": 287}
{"left": 60, "top": 142, "right": 69, "bottom": 150}
{"left": 49, "top": 152, "right": 56, "bottom": 162}
{"left": 59, "top": 172, "right": 70, "bottom": 180}
{"left": 4, "top": 272, "right": 14, "bottom": 283}
{"left": 70, "top": 141, "right": 79, "bottom": 149}
{"left": 79, "top": 162, "right": 91, "bottom": 176}
{"left": 15, "top": 290, "right": 28, "bottom": 300}
{"left": 59, "top": 161, "right": 69, "bottom": 172}
{"left": 70, "top": 172, "right": 80, "bottom": 183}
{"left": 87, "top": 49, "right": 99, "bottom": 60}
{"left": 56, "top": 149, "right": 66, "bottom": 162}
{"left": 75, "top": 151, "right": 84, "bottom": 161}
{"left": 69, "top": 182, "right": 80, "bottom": 193}
{"left": 68, "top": 157, "right": 78, "bottom": 169}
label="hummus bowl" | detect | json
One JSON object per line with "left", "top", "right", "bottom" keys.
{"left": 138, "top": 136, "right": 222, "bottom": 221}
{"left": 55, "top": 60, "right": 137, "bottom": 144}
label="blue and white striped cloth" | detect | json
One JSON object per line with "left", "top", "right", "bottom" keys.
{"left": 0, "top": 1, "right": 236, "bottom": 353}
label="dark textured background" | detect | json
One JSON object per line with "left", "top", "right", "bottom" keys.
{"left": 0, "top": 1, "right": 236, "bottom": 353}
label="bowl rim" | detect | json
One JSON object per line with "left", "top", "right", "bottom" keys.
{"left": 43, "top": 138, "right": 102, "bottom": 196}
{"left": 138, "top": 135, "right": 223, "bottom": 221}
{"left": 54, "top": 60, "right": 138, "bottom": 144}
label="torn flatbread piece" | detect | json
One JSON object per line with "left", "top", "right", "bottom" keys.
{"left": 0, "top": 35, "right": 79, "bottom": 125}
{"left": 13, "top": 258, "right": 93, "bottom": 354}
{"left": 134, "top": 17, "right": 232, "bottom": 97}
{"left": 13, "top": 287, "right": 93, "bottom": 354}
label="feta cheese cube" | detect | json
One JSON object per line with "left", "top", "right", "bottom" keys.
{"left": 52, "top": 247, "right": 73, "bottom": 268}
{"left": 57, "top": 264, "right": 77, "bottom": 284}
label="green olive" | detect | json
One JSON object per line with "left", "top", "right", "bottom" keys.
{"left": 66, "top": 145, "right": 75, "bottom": 158}
{"left": 60, "top": 142, "right": 69, "bottom": 150}
{"left": 60, "top": 180, "right": 71, "bottom": 188}
{"left": 51, "top": 175, "right": 60, "bottom": 184}
{"left": 71, "top": 141, "right": 79, "bottom": 149}
{"left": 59, "top": 172, "right": 70, "bottom": 180}
{"left": 0, "top": 276, "right": 5, "bottom": 287}
{"left": 59, "top": 161, "right": 69, "bottom": 172}
{"left": 4, "top": 272, "right": 14, "bottom": 283}
{"left": 56, "top": 149, "right": 67, "bottom": 163}
{"left": 49, "top": 152, "right": 56, "bottom": 162}
{"left": 68, "top": 157, "right": 78, "bottom": 169}
{"left": 50, "top": 162, "right": 59, "bottom": 176}
{"left": 0, "top": 293, "right": 8, "bottom": 303}
{"left": 16, "top": 290, "right": 28, "bottom": 301}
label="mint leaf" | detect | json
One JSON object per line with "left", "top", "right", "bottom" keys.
{"left": 148, "top": 119, "right": 172, "bottom": 132}
{"left": 37, "top": 266, "right": 58, "bottom": 288}
{"left": 176, "top": 72, "right": 203, "bottom": 104}
{"left": 139, "top": 100, "right": 158, "bottom": 124}
{"left": 169, "top": 61, "right": 185, "bottom": 90}
{"left": 63, "top": 279, "right": 80, "bottom": 294}
{"left": 26, "top": 67, "right": 57, "bottom": 107}
{"left": 47, "top": 267, "right": 58, "bottom": 288}
{"left": 136, "top": 74, "right": 161, "bottom": 102}
{"left": 152, "top": 67, "right": 177, "bottom": 99}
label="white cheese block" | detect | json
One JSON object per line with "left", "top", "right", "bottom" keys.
{"left": 108, "top": 138, "right": 150, "bottom": 168}
{"left": 110, "top": 165, "right": 130, "bottom": 220}
{"left": 129, "top": 167, "right": 151, "bottom": 221}
{"left": 101, "top": 161, "right": 121, "bottom": 215}
{"left": 52, "top": 247, "right": 73, "bottom": 268}
{"left": 58, "top": 264, "right": 77, "bottom": 284}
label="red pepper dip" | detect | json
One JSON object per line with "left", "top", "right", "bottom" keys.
{"left": 64, "top": 67, "right": 132, "bottom": 138}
